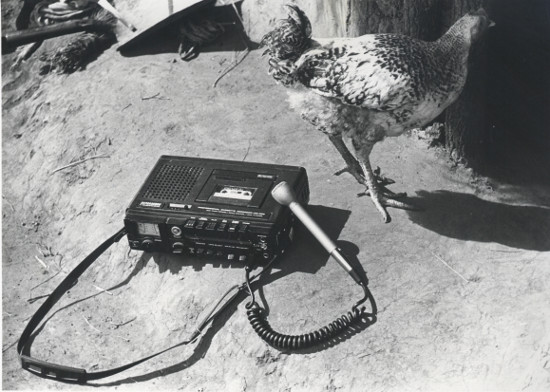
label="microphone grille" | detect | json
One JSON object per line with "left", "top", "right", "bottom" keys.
{"left": 271, "top": 181, "right": 297, "bottom": 206}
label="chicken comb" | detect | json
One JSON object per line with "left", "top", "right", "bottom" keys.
{"left": 285, "top": 4, "right": 312, "bottom": 39}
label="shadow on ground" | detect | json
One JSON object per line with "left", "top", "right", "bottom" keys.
{"left": 19, "top": 205, "right": 377, "bottom": 386}
{"left": 406, "top": 190, "right": 550, "bottom": 251}
{"left": 90, "top": 204, "right": 376, "bottom": 386}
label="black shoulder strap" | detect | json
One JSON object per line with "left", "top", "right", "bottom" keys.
{"left": 16, "top": 228, "right": 202, "bottom": 383}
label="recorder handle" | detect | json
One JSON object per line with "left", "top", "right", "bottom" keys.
{"left": 17, "top": 227, "right": 222, "bottom": 383}
{"left": 271, "top": 181, "right": 362, "bottom": 285}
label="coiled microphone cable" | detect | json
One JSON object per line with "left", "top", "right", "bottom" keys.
{"left": 243, "top": 265, "right": 372, "bottom": 350}
{"left": 243, "top": 180, "right": 377, "bottom": 350}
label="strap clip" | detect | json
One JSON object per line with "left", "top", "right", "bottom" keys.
{"left": 20, "top": 355, "right": 87, "bottom": 383}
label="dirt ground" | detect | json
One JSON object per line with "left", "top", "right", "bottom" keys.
{"left": 2, "top": 2, "right": 550, "bottom": 391}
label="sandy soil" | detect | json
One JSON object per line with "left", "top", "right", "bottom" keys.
{"left": 2, "top": 2, "right": 550, "bottom": 391}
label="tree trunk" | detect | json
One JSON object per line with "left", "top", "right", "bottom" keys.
{"left": 242, "top": 0, "right": 486, "bottom": 165}
{"left": 439, "top": 0, "right": 487, "bottom": 165}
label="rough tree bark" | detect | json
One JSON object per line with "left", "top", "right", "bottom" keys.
{"left": 242, "top": 0, "right": 487, "bottom": 165}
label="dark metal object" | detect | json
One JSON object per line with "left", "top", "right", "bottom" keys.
{"left": 2, "top": 19, "right": 113, "bottom": 54}
{"left": 117, "top": 0, "right": 215, "bottom": 53}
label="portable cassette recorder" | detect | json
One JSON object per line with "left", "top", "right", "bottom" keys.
{"left": 124, "top": 155, "right": 310, "bottom": 263}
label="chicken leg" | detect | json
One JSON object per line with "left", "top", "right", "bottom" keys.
{"left": 353, "top": 139, "right": 417, "bottom": 223}
{"left": 328, "top": 134, "right": 406, "bottom": 200}
{"left": 328, "top": 134, "right": 365, "bottom": 185}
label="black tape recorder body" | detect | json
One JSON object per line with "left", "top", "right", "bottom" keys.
{"left": 124, "top": 156, "right": 309, "bottom": 263}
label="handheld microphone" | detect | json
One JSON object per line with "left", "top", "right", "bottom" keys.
{"left": 271, "top": 181, "right": 363, "bottom": 285}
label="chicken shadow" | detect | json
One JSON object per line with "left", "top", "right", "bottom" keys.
{"left": 406, "top": 190, "right": 550, "bottom": 251}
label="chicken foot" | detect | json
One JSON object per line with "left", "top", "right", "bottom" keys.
{"left": 328, "top": 134, "right": 405, "bottom": 198}
{"left": 358, "top": 157, "right": 418, "bottom": 222}
{"left": 352, "top": 136, "right": 418, "bottom": 222}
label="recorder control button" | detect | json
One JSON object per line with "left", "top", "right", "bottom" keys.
{"left": 238, "top": 224, "right": 248, "bottom": 234}
{"left": 184, "top": 220, "right": 196, "bottom": 229}
{"left": 205, "top": 222, "right": 217, "bottom": 231}
{"left": 228, "top": 224, "right": 238, "bottom": 233}
{"left": 239, "top": 255, "right": 247, "bottom": 262}
{"left": 195, "top": 221, "right": 206, "bottom": 230}
{"left": 217, "top": 223, "right": 227, "bottom": 231}
{"left": 227, "top": 254, "right": 235, "bottom": 260}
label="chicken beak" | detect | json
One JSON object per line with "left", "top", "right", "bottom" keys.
{"left": 488, "top": 20, "right": 496, "bottom": 28}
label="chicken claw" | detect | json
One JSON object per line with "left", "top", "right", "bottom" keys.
{"left": 357, "top": 160, "right": 419, "bottom": 222}
{"left": 334, "top": 164, "right": 394, "bottom": 186}
{"left": 365, "top": 188, "right": 419, "bottom": 223}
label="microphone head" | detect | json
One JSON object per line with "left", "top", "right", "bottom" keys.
{"left": 271, "top": 181, "right": 297, "bottom": 206}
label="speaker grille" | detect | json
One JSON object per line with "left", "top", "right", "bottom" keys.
{"left": 142, "top": 164, "right": 203, "bottom": 201}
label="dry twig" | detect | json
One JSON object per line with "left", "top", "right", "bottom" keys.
{"left": 34, "top": 255, "right": 48, "bottom": 270}
{"left": 83, "top": 316, "right": 101, "bottom": 332}
{"left": 2, "top": 340, "right": 18, "bottom": 353}
{"left": 52, "top": 153, "right": 109, "bottom": 173}
{"left": 30, "top": 269, "right": 62, "bottom": 292}
{"left": 213, "top": 48, "right": 250, "bottom": 88}
{"left": 84, "top": 316, "right": 131, "bottom": 342}
{"left": 108, "top": 316, "right": 137, "bottom": 329}
{"left": 92, "top": 284, "right": 113, "bottom": 295}
{"left": 141, "top": 92, "right": 160, "bottom": 100}
{"left": 213, "top": 0, "right": 251, "bottom": 88}
{"left": 430, "top": 251, "right": 470, "bottom": 283}
{"left": 141, "top": 93, "right": 170, "bottom": 101}
{"left": 242, "top": 140, "right": 252, "bottom": 161}
{"left": 27, "top": 294, "right": 49, "bottom": 304}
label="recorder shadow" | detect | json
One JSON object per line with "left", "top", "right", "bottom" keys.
{"left": 91, "top": 204, "right": 378, "bottom": 386}
{"left": 20, "top": 206, "right": 374, "bottom": 386}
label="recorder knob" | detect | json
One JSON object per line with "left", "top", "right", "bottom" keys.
{"left": 172, "top": 242, "right": 184, "bottom": 254}
{"left": 171, "top": 226, "right": 183, "bottom": 238}
{"left": 141, "top": 239, "right": 154, "bottom": 249}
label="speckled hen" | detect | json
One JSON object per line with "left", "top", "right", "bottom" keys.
{"left": 261, "top": 5, "right": 492, "bottom": 222}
